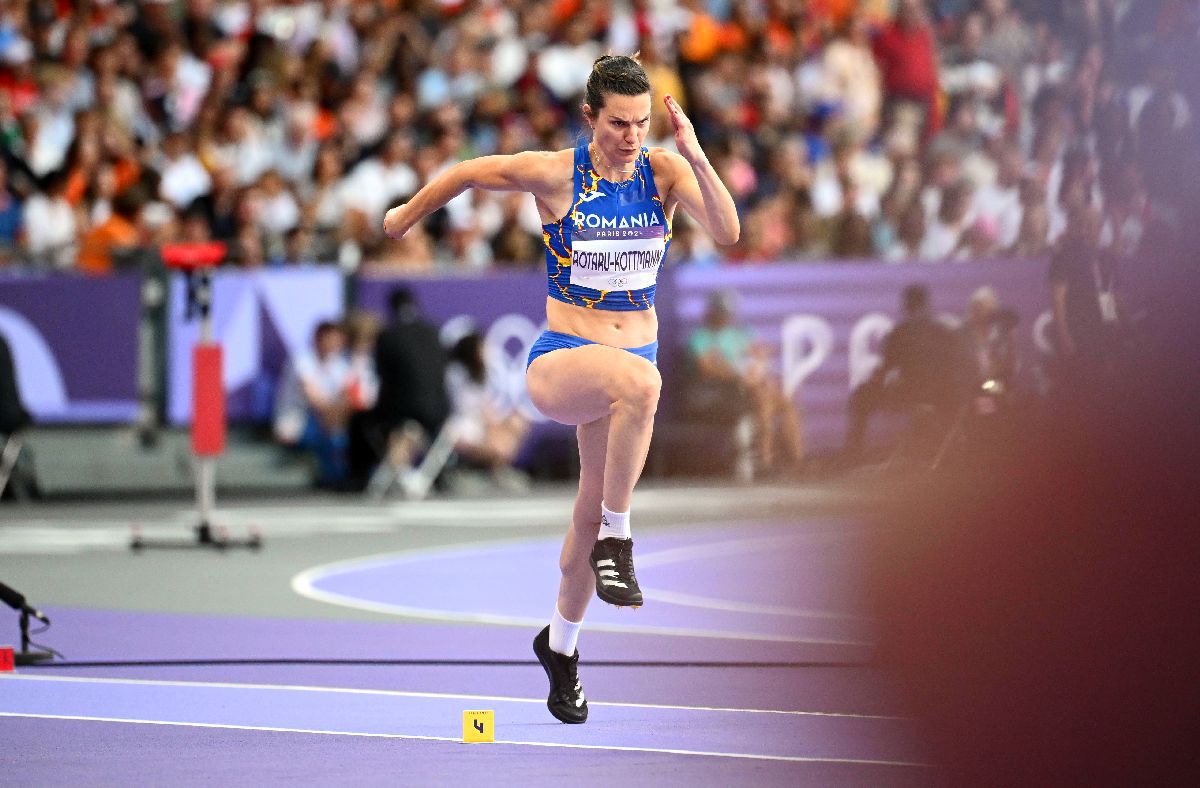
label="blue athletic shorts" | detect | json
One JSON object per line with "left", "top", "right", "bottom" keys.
{"left": 526, "top": 330, "right": 659, "bottom": 369}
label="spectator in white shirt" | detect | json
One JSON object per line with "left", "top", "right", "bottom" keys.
{"left": 273, "top": 320, "right": 353, "bottom": 488}
{"left": 255, "top": 169, "right": 301, "bottom": 258}
{"left": 156, "top": 130, "right": 212, "bottom": 209}
{"left": 919, "top": 179, "right": 975, "bottom": 261}
{"left": 973, "top": 141, "right": 1025, "bottom": 249}
{"left": 271, "top": 102, "right": 320, "bottom": 187}
{"left": 21, "top": 169, "right": 76, "bottom": 268}
{"left": 536, "top": 17, "right": 601, "bottom": 101}
{"left": 342, "top": 131, "right": 418, "bottom": 226}
{"left": 208, "top": 105, "right": 274, "bottom": 187}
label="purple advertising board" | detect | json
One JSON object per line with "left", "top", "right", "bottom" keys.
{"left": 358, "top": 259, "right": 1054, "bottom": 450}
{"left": 0, "top": 272, "right": 141, "bottom": 423}
{"left": 167, "top": 267, "right": 344, "bottom": 426}
{"left": 356, "top": 271, "right": 550, "bottom": 424}
{"left": 671, "top": 258, "right": 1054, "bottom": 449}
{"left": 0, "top": 261, "right": 1055, "bottom": 442}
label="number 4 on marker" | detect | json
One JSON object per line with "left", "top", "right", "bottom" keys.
{"left": 473, "top": 719, "right": 485, "bottom": 734}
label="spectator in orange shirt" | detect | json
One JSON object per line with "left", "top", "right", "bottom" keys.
{"left": 679, "top": 0, "right": 723, "bottom": 66}
{"left": 77, "top": 189, "right": 143, "bottom": 275}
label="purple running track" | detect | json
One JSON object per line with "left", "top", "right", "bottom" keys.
{"left": 296, "top": 520, "right": 874, "bottom": 646}
{"left": 0, "top": 518, "right": 932, "bottom": 785}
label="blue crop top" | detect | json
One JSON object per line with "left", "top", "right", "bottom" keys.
{"left": 542, "top": 139, "right": 671, "bottom": 311}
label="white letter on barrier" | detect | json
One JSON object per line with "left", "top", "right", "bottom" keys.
{"left": 781, "top": 315, "right": 834, "bottom": 398}
{"left": 484, "top": 313, "right": 545, "bottom": 421}
{"left": 1032, "top": 310, "right": 1056, "bottom": 356}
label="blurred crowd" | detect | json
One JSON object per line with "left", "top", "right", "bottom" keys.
{"left": 0, "top": 0, "right": 1195, "bottom": 274}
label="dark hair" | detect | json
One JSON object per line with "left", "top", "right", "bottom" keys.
{"left": 388, "top": 286, "right": 416, "bottom": 319}
{"left": 314, "top": 320, "right": 343, "bottom": 341}
{"left": 902, "top": 283, "right": 930, "bottom": 314}
{"left": 111, "top": 187, "right": 145, "bottom": 221}
{"left": 450, "top": 332, "right": 486, "bottom": 385}
{"left": 39, "top": 167, "right": 69, "bottom": 194}
{"left": 584, "top": 55, "right": 650, "bottom": 116}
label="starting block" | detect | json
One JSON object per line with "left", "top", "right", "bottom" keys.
{"left": 462, "top": 710, "right": 494, "bottom": 743}
{"left": 0, "top": 646, "right": 14, "bottom": 671}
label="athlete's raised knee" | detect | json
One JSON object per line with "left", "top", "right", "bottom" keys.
{"left": 611, "top": 363, "right": 661, "bottom": 414}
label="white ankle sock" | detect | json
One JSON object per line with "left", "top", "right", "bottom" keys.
{"left": 549, "top": 606, "right": 582, "bottom": 656}
{"left": 599, "top": 502, "right": 631, "bottom": 540}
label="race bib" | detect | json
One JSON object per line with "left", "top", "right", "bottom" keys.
{"left": 570, "top": 226, "right": 665, "bottom": 292}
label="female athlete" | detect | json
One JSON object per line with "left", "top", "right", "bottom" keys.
{"left": 383, "top": 55, "right": 739, "bottom": 724}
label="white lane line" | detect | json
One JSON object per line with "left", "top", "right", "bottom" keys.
{"left": 642, "top": 587, "right": 871, "bottom": 621}
{"left": 0, "top": 713, "right": 927, "bottom": 768}
{"left": 0, "top": 674, "right": 904, "bottom": 720}
{"left": 289, "top": 533, "right": 872, "bottom": 647}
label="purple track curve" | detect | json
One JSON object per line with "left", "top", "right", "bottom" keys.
{"left": 1, "top": 518, "right": 933, "bottom": 786}
{"left": 295, "top": 520, "right": 875, "bottom": 646}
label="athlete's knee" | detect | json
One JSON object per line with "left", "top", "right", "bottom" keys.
{"left": 613, "top": 364, "right": 661, "bottom": 414}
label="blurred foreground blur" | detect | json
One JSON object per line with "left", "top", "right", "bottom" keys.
{"left": 865, "top": 266, "right": 1199, "bottom": 784}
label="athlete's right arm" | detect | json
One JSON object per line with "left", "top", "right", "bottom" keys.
{"left": 383, "top": 151, "right": 561, "bottom": 239}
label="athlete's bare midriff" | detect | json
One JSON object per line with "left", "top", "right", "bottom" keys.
{"left": 545, "top": 296, "right": 659, "bottom": 348}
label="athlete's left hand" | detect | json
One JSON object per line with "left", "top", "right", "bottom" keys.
{"left": 664, "top": 95, "right": 706, "bottom": 166}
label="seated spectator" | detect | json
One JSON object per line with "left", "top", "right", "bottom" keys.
{"left": 820, "top": 11, "right": 883, "bottom": 142}
{"left": 489, "top": 193, "right": 541, "bottom": 267}
{"left": 1007, "top": 177, "right": 1050, "bottom": 254}
{"left": 873, "top": 156, "right": 923, "bottom": 257}
{"left": 689, "top": 291, "right": 805, "bottom": 476}
{"left": 669, "top": 215, "right": 723, "bottom": 267}
{"left": 972, "top": 140, "right": 1025, "bottom": 249}
{"left": 273, "top": 320, "right": 353, "bottom": 488}
{"left": 255, "top": 169, "right": 300, "bottom": 258}
{"left": 828, "top": 175, "right": 875, "bottom": 258}
{"left": 445, "top": 331, "right": 531, "bottom": 491}
{"left": 959, "top": 286, "right": 1018, "bottom": 394}
{"left": 277, "top": 224, "right": 317, "bottom": 266}
{"left": 21, "top": 168, "right": 75, "bottom": 268}
{"left": 0, "top": 0, "right": 1177, "bottom": 273}
{"left": 811, "top": 132, "right": 885, "bottom": 220}
{"left": 919, "top": 178, "right": 975, "bottom": 260}
{"left": 951, "top": 215, "right": 1001, "bottom": 260}
{"left": 299, "top": 145, "right": 354, "bottom": 260}
{"left": 881, "top": 200, "right": 928, "bottom": 262}
{"left": 77, "top": 188, "right": 144, "bottom": 275}
{"left": 341, "top": 131, "right": 418, "bottom": 226}
{"left": 843, "top": 283, "right": 967, "bottom": 463}
{"left": 156, "top": 130, "right": 211, "bottom": 209}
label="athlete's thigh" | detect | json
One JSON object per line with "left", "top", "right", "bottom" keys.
{"left": 526, "top": 344, "right": 661, "bottom": 426}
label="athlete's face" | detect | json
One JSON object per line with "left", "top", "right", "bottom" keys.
{"left": 586, "top": 92, "right": 653, "bottom": 168}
